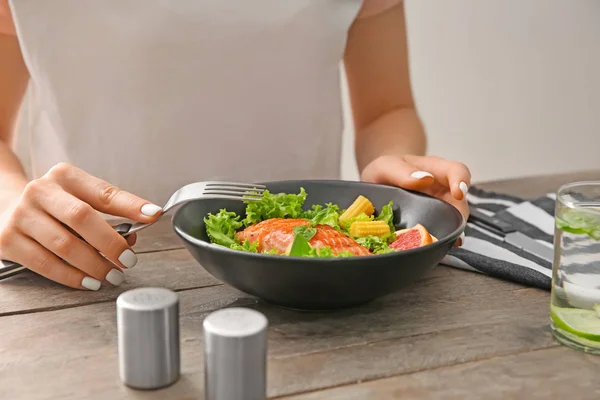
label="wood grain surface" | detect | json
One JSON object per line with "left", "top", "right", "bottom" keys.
{"left": 0, "top": 268, "right": 556, "bottom": 400}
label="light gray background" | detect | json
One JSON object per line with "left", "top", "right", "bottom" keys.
{"left": 341, "top": 0, "right": 600, "bottom": 182}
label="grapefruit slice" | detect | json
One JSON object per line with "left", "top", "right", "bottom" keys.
{"left": 390, "top": 224, "right": 433, "bottom": 251}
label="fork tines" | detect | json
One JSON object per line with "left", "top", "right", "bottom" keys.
{"left": 203, "top": 181, "right": 265, "bottom": 201}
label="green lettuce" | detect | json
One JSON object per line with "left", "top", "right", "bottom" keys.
{"left": 262, "top": 249, "right": 280, "bottom": 255}
{"left": 376, "top": 201, "right": 395, "bottom": 231}
{"left": 302, "top": 204, "right": 322, "bottom": 220}
{"left": 230, "top": 239, "right": 259, "bottom": 253}
{"left": 293, "top": 225, "right": 317, "bottom": 241}
{"left": 204, "top": 209, "right": 243, "bottom": 248}
{"left": 356, "top": 233, "right": 396, "bottom": 254}
{"left": 308, "top": 247, "right": 355, "bottom": 258}
{"left": 291, "top": 244, "right": 355, "bottom": 258}
{"left": 243, "top": 188, "right": 307, "bottom": 226}
{"left": 288, "top": 229, "right": 313, "bottom": 257}
{"left": 304, "top": 203, "right": 342, "bottom": 230}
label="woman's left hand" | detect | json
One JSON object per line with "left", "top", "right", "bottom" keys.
{"left": 361, "top": 154, "right": 471, "bottom": 220}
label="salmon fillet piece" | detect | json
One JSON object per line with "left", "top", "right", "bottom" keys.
{"left": 236, "top": 218, "right": 371, "bottom": 256}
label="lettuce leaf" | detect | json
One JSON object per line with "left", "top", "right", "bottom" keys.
{"left": 243, "top": 188, "right": 307, "bottom": 226}
{"left": 288, "top": 231, "right": 313, "bottom": 256}
{"left": 376, "top": 201, "right": 395, "bottom": 231}
{"left": 302, "top": 204, "right": 323, "bottom": 220}
{"left": 230, "top": 239, "right": 259, "bottom": 253}
{"left": 262, "top": 249, "right": 280, "bottom": 255}
{"left": 288, "top": 225, "right": 317, "bottom": 256}
{"left": 307, "top": 247, "right": 355, "bottom": 258}
{"left": 305, "top": 203, "right": 342, "bottom": 230}
{"left": 289, "top": 243, "right": 356, "bottom": 258}
{"left": 294, "top": 225, "right": 317, "bottom": 241}
{"left": 204, "top": 209, "right": 243, "bottom": 248}
{"left": 356, "top": 233, "right": 395, "bottom": 254}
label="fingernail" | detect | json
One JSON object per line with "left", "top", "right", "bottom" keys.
{"left": 411, "top": 171, "right": 434, "bottom": 180}
{"left": 455, "top": 232, "right": 466, "bottom": 247}
{"left": 106, "top": 269, "right": 124, "bottom": 286}
{"left": 141, "top": 203, "right": 162, "bottom": 217}
{"left": 459, "top": 181, "right": 469, "bottom": 197}
{"left": 118, "top": 249, "right": 138, "bottom": 268}
{"left": 82, "top": 277, "right": 101, "bottom": 291}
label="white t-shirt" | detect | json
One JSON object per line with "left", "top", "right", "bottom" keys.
{"left": 3, "top": 0, "right": 400, "bottom": 205}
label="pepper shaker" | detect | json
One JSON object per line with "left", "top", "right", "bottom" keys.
{"left": 203, "top": 307, "right": 268, "bottom": 400}
{"left": 116, "top": 287, "right": 180, "bottom": 390}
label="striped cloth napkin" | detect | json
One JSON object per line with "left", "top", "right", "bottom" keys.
{"left": 441, "top": 187, "right": 555, "bottom": 290}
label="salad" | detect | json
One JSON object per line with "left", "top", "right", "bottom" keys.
{"left": 203, "top": 188, "right": 435, "bottom": 258}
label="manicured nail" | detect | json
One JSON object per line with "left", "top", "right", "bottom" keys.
{"left": 459, "top": 181, "right": 469, "bottom": 198}
{"left": 411, "top": 171, "right": 434, "bottom": 180}
{"left": 455, "top": 232, "right": 466, "bottom": 247}
{"left": 141, "top": 203, "right": 162, "bottom": 217}
{"left": 118, "top": 249, "right": 138, "bottom": 269}
{"left": 82, "top": 277, "right": 101, "bottom": 291}
{"left": 106, "top": 269, "right": 124, "bottom": 286}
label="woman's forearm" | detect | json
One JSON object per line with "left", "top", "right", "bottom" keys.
{"left": 343, "top": 2, "right": 427, "bottom": 176}
{"left": 354, "top": 106, "right": 427, "bottom": 174}
{"left": 0, "top": 33, "right": 30, "bottom": 210}
{"left": 0, "top": 139, "right": 28, "bottom": 210}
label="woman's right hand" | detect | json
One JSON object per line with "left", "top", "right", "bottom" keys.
{"left": 0, "top": 163, "right": 163, "bottom": 290}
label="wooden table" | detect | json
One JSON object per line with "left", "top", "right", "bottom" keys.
{"left": 2, "top": 170, "right": 600, "bottom": 400}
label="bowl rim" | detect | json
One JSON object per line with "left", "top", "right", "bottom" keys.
{"left": 171, "top": 179, "right": 467, "bottom": 262}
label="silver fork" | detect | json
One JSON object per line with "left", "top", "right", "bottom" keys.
{"left": 124, "top": 181, "right": 265, "bottom": 236}
{"left": 0, "top": 181, "right": 265, "bottom": 280}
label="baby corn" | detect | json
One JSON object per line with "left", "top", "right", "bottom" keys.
{"left": 349, "top": 220, "right": 390, "bottom": 237}
{"left": 339, "top": 195, "right": 375, "bottom": 224}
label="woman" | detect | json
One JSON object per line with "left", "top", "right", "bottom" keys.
{"left": 0, "top": 0, "right": 470, "bottom": 291}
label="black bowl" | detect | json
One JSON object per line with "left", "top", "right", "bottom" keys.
{"left": 172, "top": 180, "right": 465, "bottom": 310}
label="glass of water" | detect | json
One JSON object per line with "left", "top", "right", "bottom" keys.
{"left": 551, "top": 181, "right": 600, "bottom": 353}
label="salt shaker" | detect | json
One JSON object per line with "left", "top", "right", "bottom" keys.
{"left": 203, "top": 307, "right": 268, "bottom": 400}
{"left": 116, "top": 287, "right": 180, "bottom": 390}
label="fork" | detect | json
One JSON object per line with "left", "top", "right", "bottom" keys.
{"left": 0, "top": 181, "right": 265, "bottom": 280}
